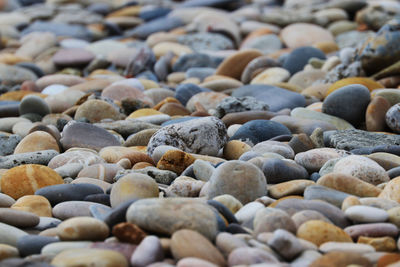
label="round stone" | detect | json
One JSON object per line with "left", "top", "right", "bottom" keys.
{"left": 19, "top": 94, "right": 50, "bottom": 117}
{"left": 280, "top": 23, "right": 334, "bottom": 48}
{"left": 14, "top": 131, "right": 59, "bottom": 154}
{"left": 322, "top": 84, "right": 371, "bottom": 126}
{"left": 202, "top": 160, "right": 267, "bottom": 204}
{"left": 1, "top": 164, "right": 63, "bottom": 200}
{"left": 74, "top": 99, "right": 124, "bottom": 123}
{"left": 11, "top": 195, "right": 52, "bottom": 217}
{"left": 52, "top": 48, "right": 94, "bottom": 68}
{"left": 282, "top": 46, "right": 326, "bottom": 75}
{"left": 110, "top": 173, "right": 159, "bottom": 208}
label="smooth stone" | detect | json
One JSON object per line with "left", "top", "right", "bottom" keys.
{"left": 345, "top": 205, "right": 389, "bottom": 223}
{"left": 367, "top": 152, "right": 400, "bottom": 170}
{"left": 291, "top": 210, "right": 333, "bottom": 228}
{"left": 333, "top": 155, "right": 390, "bottom": 186}
{"left": 319, "top": 242, "right": 375, "bottom": 254}
{"left": 262, "top": 158, "right": 309, "bottom": 184}
{"left": 215, "top": 232, "right": 248, "bottom": 257}
{"left": 281, "top": 23, "right": 334, "bottom": 48}
{"left": 227, "top": 247, "right": 279, "bottom": 266}
{"left": 19, "top": 95, "right": 50, "bottom": 117}
{"left": 35, "top": 183, "right": 103, "bottom": 206}
{"left": 0, "top": 64, "right": 37, "bottom": 86}
{"left": 57, "top": 217, "right": 109, "bottom": 241}
{"left": 0, "top": 222, "right": 28, "bottom": 246}
{"left": 102, "top": 85, "right": 152, "bottom": 104}
{"left": 74, "top": 99, "right": 124, "bottom": 123}
{"left": 111, "top": 222, "right": 146, "bottom": 245}
{"left": 17, "top": 235, "right": 58, "bottom": 257}
{"left": 60, "top": 121, "right": 120, "bottom": 152}
{"left": 174, "top": 83, "right": 209, "bottom": 106}
{"left": 268, "top": 180, "right": 315, "bottom": 199}
{"left": 230, "top": 120, "right": 291, "bottom": 145}
{"left": 14, "top": 131, "right": 59, "bottom": 154}
{"left": 317, "top": 173, "right": 382, "bottom": 197}
{"left": 54, "top": 163, "right": 84, "bottom": 179}
{"left": 254, "top": 207, "right": 297, "bottom": 235}
{"left": 242, "top": 34, "right": 283, "bottom": 55}
{"left": 304, "top": 185, "right": 351, "bottom": 208}
{"left": 232, "top": 84, "right": 306, "bottom": 112}
{"left": 0, "top": 244, "right": 19, "bottom": 261}
{"left": 309, "top": 251, "right": 371, "bottom": 267}
{"left": 89, "top": 242, "right": 136, "bottom": 263}
{"left": 291, "top": 107, "right": 354, "bottom": 130}
{"left": 48, "top": 150, "right": 105, "bottom": 169}
{"left": 379, "top": 177, "right": 400, "bottom": 203}
{"left": 126, "top": 198, "right": 219, "bottom": 240}
{"left": 118, "top": 167, "right": 177, "bottom": 185}
{"left": 173, "top": 53, "right": 220, "bottom": 72}
{"left": 297, "top": 220, "right": 352, "bottom": 246}
{"left": 52, "top": 201, "right": 109, "bottom": 220}
{"left": 294, "top": 148, "right": 347, "bottom": 173}
{"left": 41, "top": 241, "right": 93, "bottom": 255}
{"left": 186, "top": 91, "right": 228, "bottom": 112}
{"left": 344, "top": 223, "right": 399, "bottom": 240}
{"left": 33, "top": 217, "right": 61, "bottom": 231}
{"left": 1, "top": 164, "right": 63, "bottom": 200}
{"left": 366, "top": 96, "right": 391, "bottom": 132}
{"left": 358, "top": 236, "right": 397, "bottom": 252}
{"left": 51, "top": 248, "right": 128, "bottom": 267}
{"left": 282, "top": 46, "right": 326, "bottom": 75}
{"left": 0, "top": 208, "right": 39, "bottom": 228}
{"left": 52, "top": 48, "right": 94, "bottom": 68}
{"left": 77, "top": 163, "right": 122, "bottom": 183}
{"left": 110, "top": 173, "right": 159, "bottom": 208}
{"left": 157, "top": 150, "right": 195, "bottom": 175}
{"left": 147, "top": 116, "right": 227, "bottom": 157}
{"left": 359, "top": 197, "right": 400, "bottom": 211}
{"left": 170, "top": 229, "right": 225, "bottom": 266}
{"left": 22, "top": 21, "right": 92, "bottom": 40}
{"left": 193, "top": 159, "right": 215, "bottom": 182}
{"left": 251, "top": 140, "right": 295, "bottom": 159}
{"left": 322, "top": 84, "right": 371, "bottom": 126}
{"left": 127, "top": 16, "right": 183, "bottom": 39}
{"left": 36, "top": 74, "right": 85, "bottom": 90}
{"left": 291, "top": 250, "right": 322, "bottom": 267}
{"left": 202, "top": 160, "right": 266, "bottom": 204}
{"left": 176, "top": 258, "right": 218, "bottom": 267}
{"left": 216, "top": 50, "right": 263, "bottom": 80}
{"left": 213, "top": 194, "right": 243, "bottom": 214}
{"left": 274, "top": 198, "right": 349, "bottom": 228}
{"left": 11, "top": 195, "right": 52, "bottom": 217}
{"left": 130, "top": 236, "right": 164, "bottom": 267}
{"left": 268, "top": 229, "right": 304, "bottom": 260}
{"left": 0, "top": 193, "right": 15, "bottom": 208}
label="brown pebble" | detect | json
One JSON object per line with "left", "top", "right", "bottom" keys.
{"left": 112, "top": 222, "right": 146, "bottom": 245}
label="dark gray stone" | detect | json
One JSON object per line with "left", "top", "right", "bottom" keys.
{"left": 17, "top": 235, "right": 58, "bottom": 257}
{"left": 0, "top": 150, "right": 59, "bottom": 169}
{"left": 172, "top": 53, "right": 221, "bottom": 72}
{"left": 0, "top": 134, "right": 21, "bottom": 156}
{"left": 304, "top": 185, "right": 351, "bottom": 208}
{"left": 328, "top": 129, "right": 400, "bottom": 150}
{"left": 261, "top": 158, "right": 309, "bottom": 184}
{"left": 214, "top": 96, "right": 269, "bottom": 118}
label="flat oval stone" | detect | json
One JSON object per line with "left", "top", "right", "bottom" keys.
{"left": 262, "top": 158, "right": 309, "bottom": 184}
{"left": 304, "top": 185, "right": 351, "bottom": 208}
{"left": 281, "top": 23, "right": 334, "bottom": 48}
{"left": 35, "top": 183, "right": 104, "bottom": 206}
{"left": 36, "top": 74, "right": 85, "bottom": 91}
{"left": 0, "top": 208, "right": 39, "bottom": 228}
{"left": 291, "top": 210, "right": 333, "bottom": 228}
{"left": 291, "top": 107, "right": 355, "bottom": 130}
{"left": 57, "top": 217, "right": 109, "bottom": 241}
{"left": 297, "top": 220, "right": 352, "bottom": 246}
{"left": 17, "top": 235, "right": 58, "bottom": 257}
{"left": 216, "top": 50, "right": 262, "bottom": 80}
{"left": 130, "top": 235, "right": 164, "bottom": 267}
{"left": 1, "top": 164, "right": 63, "bottom": 200}
{"left": 283, "top": 46, "right": 326, "bottom": 75}
{"left": 344, "top": 223, "right": 399, "bottom": 240}
{"left": 74, "top": 99, "right": 124, "bottom": 123}
{"left": 14, "top": 131, "right": 59, "bottom": 154}
{"left": 52, "top": 201, "right": 108, "bottom": 220}
{"left": 60, "top": 121, "right": 121, "bottom": 152}
{"left": 319, "top": 242, "right": 375, "bottom": 254}
{"left": 52, "top": 48, "right": 94, "bottom": 68}
{"left": 317, "top": 173, "right": 382, "bottom": 197}
{"left": 294, "top": 148, "right": 347, "bottom": 173}
{"left": 171, "top": 229, "right": 226, "bottom": 266}
{"left": 228, "top": 247, "right": 279, "bottom": 266}
{"left": 366, "top": 96, "right": 391, "bottom": 132}
{"left": 51, "top": 248, "right": 128, "bottom": 267}
{"left": 126, "top": 198, "right": 219, "bottom": 240}
{"left": 202, "top": 160, "right": 267, "bottom": 204}
{"left": 230, "top": 120, "right": 291, "bottom": 145}
{"left": 11, "top": 195, "right": 52, "bottom": 217}
{"left": 345, "top": 205, "right": 389, "bottom": 223}
{"left": 254, "top": 208, "right": 297, "bottom": 235}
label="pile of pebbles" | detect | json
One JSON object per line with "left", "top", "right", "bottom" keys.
{"left": 1, "top": 0, "right": 400, "bottom": 266}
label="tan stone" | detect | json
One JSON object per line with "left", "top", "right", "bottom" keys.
{"left": 157, "top": 150, "right": 195, "bottom": 175}
{"left": 57, "top": 217, "right": 109, "bottom": 241}
{"left": 216, "top": 50, "right": 262, "bottom": 80}
{"left": 317, "top": 173, "right": 382, "bottom": 197}
{"left": 379, "top": 177, "right": 400, "bottom": 203}
{"left": 268, "top": 180, "right": 315, "bottom": 199}
{"left": 99, "top": 146, "right": 154, "bottom": 165}
{"left": 341, "top": 196, "right": 361, "bottom": 211}
{"left": 0, "top": 244, "right": 19, "bottom": 260}
{"left": 1, "top": 165, "right": 63, "bottom": 200}
{"left": 14, "top": 131, "right": 59, "bottom": 154}
{"left": 358, "top": 236, "right": 397, "bottom": 252}
{"left": 367, "top": 152, "right": 400, "bottom": 170}
{"left": 51, "top": 248, "right": 128, "bottom": 267}
{"left": 152, "top": 42, "right": 192, "bottom": 58}
{"left": 297, "top": 220, "right": 352, "bottom": 246}
{"left": 223, "top": 140, "right": 251, "bottom": 160}
{"left": 11, "top": 195, "right": 52, "bottom": 217}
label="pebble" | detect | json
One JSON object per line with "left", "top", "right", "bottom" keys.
{"left": 297, "top": 220, "right": 352, "bottom": 246}
{"left": 51, "top": 248, "right": 128, "bottom": 267}
{"left": 11, "top": 195, "right": 52, "bottom": 217}
{"left": 126, "top": 198, "right": 219, "bottom": 240}
{"left": 14, "top": 130, "right": 59, "bottom": 154}
{"left": 130, "top": 236, "right": 164, "bottom": 267}
{"left": 0, "top": 208, "right": 39, "bottom": 228}
{"left": 345, "top": 223, "right": 399, "bottom": 240}
{"left": 1, "top": 164, "right": 63, "bottom": 200}
{"left": 345, "top": 205, "right": 389, "bottom": 223}
{"left": 202, "top": 160, "right": 267, "bottom": 204}
{"left": 0, "top": 222, "right": 28, "bottom": 246}
{"left": 57, "top": 216, "right": 109, "bottom": 241}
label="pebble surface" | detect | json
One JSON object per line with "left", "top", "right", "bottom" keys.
{"left": 0, "top": 0, "right": 400, "bottom": 266}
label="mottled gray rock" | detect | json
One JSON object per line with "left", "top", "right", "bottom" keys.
{"left": 214, "top": 96, "right": 269, "bottom": 118}
{"left": 147, "top": 116, "right": 227, "bottom": 156}
{"left": 0, "top": 150, "right": 59, "bottom": 169}
{"left": 177, "top": 33, "right": 234, "bottom": 52}
{"left": 268, "top": 229, "right": 304, "bottom": 260}
{"left": 115, "top": 167, "right": 177, "bottom": 185}
{"left": 327, "top": 129, "right": 400, "bottom": 150}
{"left": 0, "top": 134, "right": 21, "bottom": 156}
